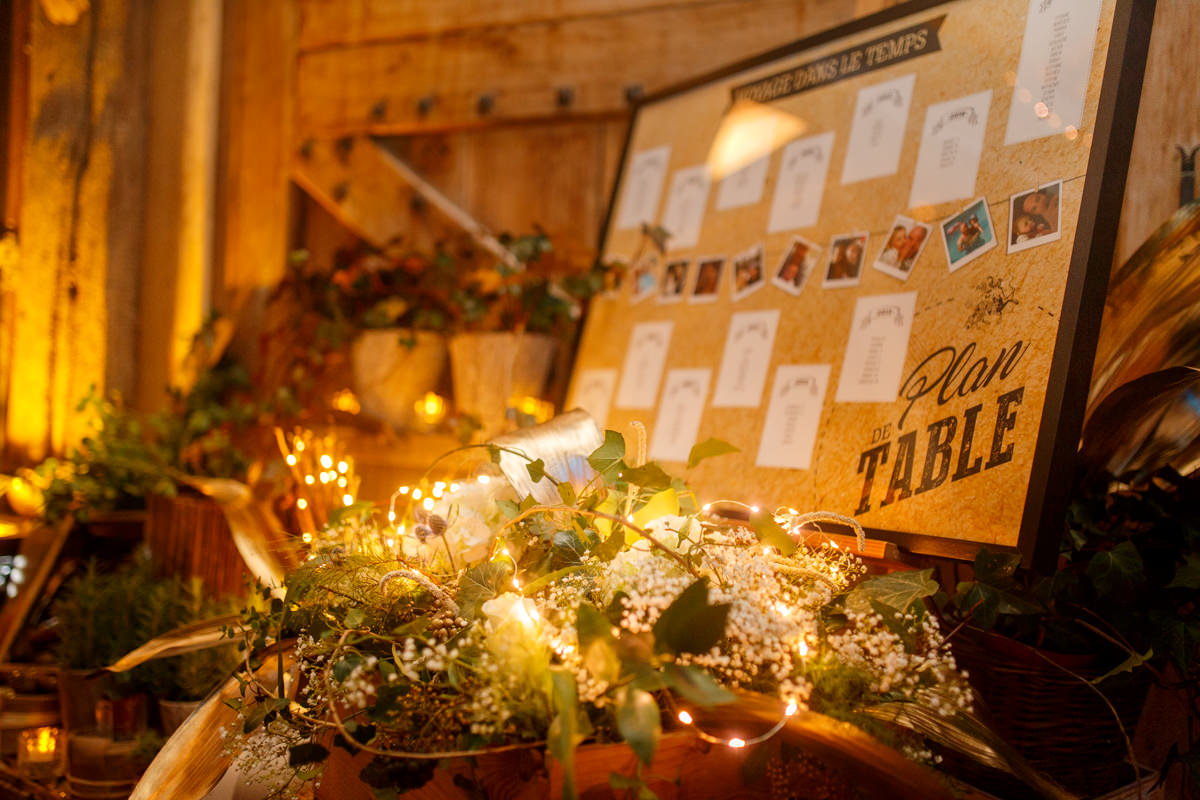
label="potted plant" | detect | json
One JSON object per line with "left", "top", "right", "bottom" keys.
{"left": 184, "top": 433, "right": 982, "bottom": 800}
{"left": 140, "top": 577, "right": 242, "bottom": 735}
{"left": 943, "top": 466, "right": 1200, "bottom": 796}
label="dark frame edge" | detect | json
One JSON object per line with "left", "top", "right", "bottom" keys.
{"left": 1018, "top": 0, "right": 1157, "bottom": 571}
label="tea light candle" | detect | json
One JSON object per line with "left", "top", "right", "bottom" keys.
{"left": 414, "top": 392, "right": 447, "bottom": 426}
{"left": 18, "top": 726, "right": 61, "bottom": 781}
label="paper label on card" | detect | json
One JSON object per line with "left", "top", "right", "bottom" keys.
{"left": 649, "top": 368, "right": 711, "bottom": 463}
{"left": 569, "top": 369, "right": 618, "bottom": 428}
{"left": 716, "top": 153, "right": 770, "bottom": 210}
{"left": 842, "top": 74, "right": 916, "bottom": 184}
{"left": 660, "top": 165, "right": 711, "bottom": 250}
{"left": 712, "top": 310, "right": 780, "bottom": 407}
{"left": 834, "top": 292, "right": 918, "bottom": 404}
{"left": 615, "top": 322, "right": 674, "bottom": 409}
{"left": 909, "top": 90, "right": 992, "bottom": 208}
{"left": 615, "top": 145, "right": 671, "bottom": 230}
{"left": 1004, "top": 0, "right": 1103, "bottom": 145}
{"left": 767, "top": 132, "right": 835, "bottom": 233}
{"left": 755, "top": 365, "right": 832, "bottom": 470}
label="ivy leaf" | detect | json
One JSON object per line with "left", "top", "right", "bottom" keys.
{"left": 576, "top": 604, "right": 614, "bottom": 649}
{"left": 1086, "top": 541, "right": 1145, "bottom": 599}
{"left": 749, "top": 509, "right": 797, "bottom": 556}
{"left": 343, "top": 607, "right": 367, "bottom": 629}
{"left": 547, "top": 667, "right": 591, "bottom": 800}
{"left": 687, "top": 438, "right": 739, "bottom": 469}
{"left": 617, "top": 687, "right": 661, "bottom": 765}
{"left": 455, "top": 562, "right": 513, "bottom": 619}
{"left": 591, "top": 527, "right": 626, "bottom": 562}
{"left": 652, "top": 578, "right": 730, "bottom": 656}
{"left": 496, "top": 499, "right": 521, "bottom": 520}
{"left": 487, "top": 445, "right": 502, "bottom": 465}
{"left": 633, "top": 488, "right": 679, "bottom": 529}
{"left": 1167, "top": 554, "right": 1200, "bottom": 589}
{"left": 288, "top": 742, "right": 330, "bottom": 767}
{"left": 849, "top": 569, "right": 939, "bottom": 614}
{"left": 588, "top": 431, "right": 626, "bottom": 476}
{"left": 526, "top": 459, "right": 546, "bottom": 483}
{"left": 662, "top": 663, "right": 735, "bottom": 706}
{"left": 1091, "top": 649, "right": 1154, "bottom": 685}
{"left": 621, "top": 462, "right": 673, "bottom": 490}
{"left": 557, "top": 482, "right": 577, "bottom": 506}
{"left": 973, "top": 549, "right": 1021, "bottom": 587}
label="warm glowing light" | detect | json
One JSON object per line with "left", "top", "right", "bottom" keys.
{"left": 388, "top": 511, "right": 396, "bottom": 522}
{"left": 18, "top": 726, "right": 61, "bottom": 778}
{"left": 450, "top": 483, "right": 461, "bottom": 492}
{"left": 422, "top": 497, "right": 434, "bottom": 511}
{"left": 728, "top": 738, "right": 746, "bottom": 749}
{"left": 514, "top": 395, "right": 554, "bottom": 424}
{"left": 1064, "top": 125, "right": 1079, "bottom": 141}
{"left": 501, "top": 548, "right": 512, "bottom": 557}
{"left": 677, "top": 710, "right": 694, "bottom": 725}
{"left": 285, "top": 454, "right": 297, "bottom": 466}
{"left": 702, "top": 503, "right": 712, "bottom": 512}
{"left": 304, "top": 475, "right": 314, "bottom": 485}
{"left": 432, "top": 486, "right": 444, "bottom": 498}
{"left": 399, "top": 486, "right": 410, "bottom": 495}
{"left": 330, "top": 388, "right": 361, "bottom": 414}
{"left": 320, "top": 454, "right": 333, "bottom": 469}
{"left": 1034, "top": 101, "right": 1049, "bottom": 119}
{"left": 343, "top": 494, "right": 354, "bottom": 506}
{"left": 773, "top": 601, "right": 791, "bottom": 616}
{"left": 297, "top": 498, "right": 309, "bottom": 510}
{"left": 785, "top": 701, "right": 798, "bottom": 717}
{"left": 338, "top": 460, "right": 349, "bottom": 473}
{"left": 337, "top": 477, "right": 347, "bottom": 488}
{"left": 477, "top": 475, "right": 491, "bottom": 485}
{"left": 412, "top": 489, "right": 422, "bottom": 500}
{"left": 707, "top": 99, "right": 806, "bottom": 179}
{"left": 796, "top": 639, "right": 809, "bottom": 657}
{"left": 301, "top": 532, "right": 312, "bottom": 543}
{"left": 295, "top": 441, "right": 305, "bottom": 452}
{"left": 415, "top": 392, "right": 448, "bottom": 425}
{"left": 750, "top": 506, "right": 759, "bottom": 513}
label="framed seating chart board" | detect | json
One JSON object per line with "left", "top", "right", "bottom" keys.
{"left": 567, "top": 0, "right": 1154, "bottom": 565}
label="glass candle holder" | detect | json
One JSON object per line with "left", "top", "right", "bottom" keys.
{"left": 17, "top": 726, "right": 62, "bottom": 781}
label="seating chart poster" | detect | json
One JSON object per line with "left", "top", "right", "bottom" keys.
{"left": 569, "top": 0, "right": 1151, "bottom": 564}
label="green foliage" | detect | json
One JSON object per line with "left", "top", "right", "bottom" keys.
{"left": 686, "top": 438, "right": 740, "bottom": 469}
{"left": 947, "top": 467, "right": 1200, "bottom": 679}
{"left": 651, "top": 579, "right": 730, "bottom": 656}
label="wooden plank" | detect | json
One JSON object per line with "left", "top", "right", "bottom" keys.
{"left": 295, "top": 0, "right": 822, "bottom": 136}
{"left": 136, "top": 0, "right": 221, "bottom": 411}
{"left": 298, "top": 0, "right": 787, "bottom": 51}
{"left": 1114, "top": 0, "right": 1200, "bottom": 266}
{"left": 1, "top": 0, "right": 30, "bottom": 234}
{"left": 6, "top": 0, "right": 146, "bottom": 460}
{"left": 213, "top": 0, "right": 297, "bottom": 370}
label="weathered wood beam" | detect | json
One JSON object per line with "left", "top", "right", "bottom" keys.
{"left": 6, "top": 0, "right": 148, "bottom": 461}
{"left": 213, "top": 0, "right": 297, "bottom": 369}
{"left": 294, "top": 0, "right": 816, "bottom": 136}
{"left": 297, "top": 0, "right": 784, "bottom": 51}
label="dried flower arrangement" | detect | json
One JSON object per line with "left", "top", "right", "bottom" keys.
{"left": 217, "top": 432, "right": 973, "bottom": 799}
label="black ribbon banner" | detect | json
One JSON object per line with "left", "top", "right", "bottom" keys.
{"left": 730, "top": 16, "right": 946, "bottom": 104}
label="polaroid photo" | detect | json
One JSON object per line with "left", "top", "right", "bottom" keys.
{"left": 689, "top": 256, "right": 725, "bottom": 304}
{"left": 941, "top": 198, "right": 998, "bottom": 272}
{"left": 1008, "top": 180, "right": 1063, "bottom": 253}
{"left": 731, "top": 243, "right": 767, "bottom": 302}
{"left": 771, "top": 236, "right": 820, "bottom": 297}
{"left": 873, "top": 215, "right": 933, "bottom": 281}
{"left": 657, "top": 259, "right": 689, "bottom": 304}
{"left": 630, "top": 254, "right": 660, "bottom": 303}
{"left": 823, "top": 232, "right": 869, "bottom": 289}
{"left": 601, "top": 255, "right": 627, "bottom": 299}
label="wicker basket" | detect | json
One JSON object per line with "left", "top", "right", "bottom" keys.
{"left": 951, "top": 627, "right": 1149, "bottom": 797}
{"left": 144, "top": 492, "right": 245, "bottom": 597}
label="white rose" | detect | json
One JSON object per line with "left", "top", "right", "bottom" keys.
{"left": 444, "top": 515, "right": 494, "bottom": 564}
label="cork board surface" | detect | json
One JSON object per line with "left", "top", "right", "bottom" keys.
{"left": 569, "top": 0, "right": 1127, "bottom": 554}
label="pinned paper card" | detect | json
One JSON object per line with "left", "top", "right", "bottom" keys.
{"left": 716, "top": 153, "right": 770, "bottom": 210}
{"left": 834, "top": 292, "right": 917, "bottom": 404}
{"left": 767, "top": 132, "right": 836, "bottom": 233}
{"left": 1005, "top": 0, "right": 1103, "bottom": 145}
{"left": 842, "top": 74, "right": 916, "bottom": 184}
{"left": 615, "top": 145, "right": 671, "bottom": 230}
{"left": 660, "top": 165, "right": 711, "bottom": 251}
{"left": 712, "top": 309, "right": 780, "bottom": 407}
{"left": 909, "top": 90, "right": 992, "bottom": 208}
{"left": 569, "top": 369, "right": 618, "bottom": 428}
{"left": 649, "top": 368, "right": 711, "bottom": 463}
{"left": 615, "top": 321, "right": 674, "bottom": 409}
{"left": 755, "top": 365, "right": 831, "bottom": 470}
